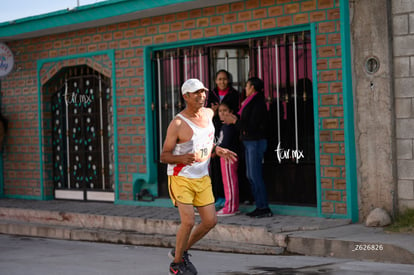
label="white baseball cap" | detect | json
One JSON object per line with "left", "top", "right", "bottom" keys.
{"left": 181, "top": 78, "right": 208, "bottom": 95}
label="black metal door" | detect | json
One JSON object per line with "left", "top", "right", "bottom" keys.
{"left": 152, "top": 48, "right": 210, "bottom": 197}
{"left": 252, "top": 32, "right": 316, "bottom": 206}
{"left": 51, "top": 66, "right": 113, "bottom": 201}
{"left": 152, "top": 32, "right": 316, "bottom": 206}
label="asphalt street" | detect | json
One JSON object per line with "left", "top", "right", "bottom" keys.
{"left": 0, "top": 234, "right": 413, "bottom": 275}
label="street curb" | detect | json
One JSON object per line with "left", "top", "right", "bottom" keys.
{"left": 1, "top": 207, "right": 413, "bottom": 264}
{"left": 0, "top": 220, "right": 285, "bottom": 255}
{"left": 0, "top": 207, "right": 286, "bottom": 251}
{"left": 287, "top": 235, "right": 414, "bottom": 264}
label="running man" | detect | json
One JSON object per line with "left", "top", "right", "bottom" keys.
{"left": 161, "top": 78, "right": 237, "bottom": 275}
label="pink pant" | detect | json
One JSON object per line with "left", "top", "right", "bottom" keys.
{"left": 220, "top": 157, "right": 239, "bottom": 213}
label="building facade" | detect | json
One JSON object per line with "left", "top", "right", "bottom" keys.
{"left": 392, "top": 0, "right": 414, "bottom": 212}
{"left": 0, "top": 0, "right": 411, "bottom": 222}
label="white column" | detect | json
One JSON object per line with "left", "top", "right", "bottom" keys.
{"left": 199, "top": 49, "right": 203, "bottom": 82}
{"left": 275, "top": 41, "right": 281, "bottom": 146}
{"left": 258, "top": 42, "right": 262, "bottom": 79}
{"left": 292, "top": 36, "right": 299, "bottom": 163}
{"left": 64, "top": 78, "right": 71, "bottom": 188}
{"left": 170, "top": 55, "right": 175, "bottom": 116}
{"left": 98, "top": 74, "right": 106, "bottom": 190}
{"left": 157, "top": 55, "right": 163, "bottom": 154}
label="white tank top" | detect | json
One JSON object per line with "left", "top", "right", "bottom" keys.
{"left": 167, "top": 110, "right": 215, "bottom": 178}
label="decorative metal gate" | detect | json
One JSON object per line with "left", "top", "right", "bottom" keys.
{"left": 51, "top": 65, "right": 114, "bottom": 201}
{"left": 153, "top": 31, "right": 316, "bottom": 206}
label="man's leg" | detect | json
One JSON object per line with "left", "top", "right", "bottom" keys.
{"left": 174, "top": 202, "right": 196, "bottom": 263}
{"left": 185, "top": 204, "right": 217, "bottom": 250}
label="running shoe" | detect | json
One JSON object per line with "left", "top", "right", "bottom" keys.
{"left": 169, "top": 261, "right": 193, "bottom": 275}
{"left": 168, "top": 249, "right": 197, "bottom": 274}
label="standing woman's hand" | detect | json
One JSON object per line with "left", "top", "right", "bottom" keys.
{"left": 221, "top": 113, "right": 237, "bottom": 125}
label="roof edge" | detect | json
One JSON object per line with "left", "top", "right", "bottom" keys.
{"left": 0, "top": 0, "right": 197, "bottom": 41}
{"left": 1, "top": 0, "right": 127, "bottom": 26}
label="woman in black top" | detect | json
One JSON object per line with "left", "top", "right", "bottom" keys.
{"left": 206, "top": 69, "right": 240, "bottom": 130}
{"left": 222, "top": 77, "right": 272, "bottom": 218}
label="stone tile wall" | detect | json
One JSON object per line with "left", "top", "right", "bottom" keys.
{"left": 393, "top": 0, "right": 414, "bottom": 210}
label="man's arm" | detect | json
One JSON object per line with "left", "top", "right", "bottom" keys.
{"left": 160, "top": 118, "right": 196, "bottom": 165}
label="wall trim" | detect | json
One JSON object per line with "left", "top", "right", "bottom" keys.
{"left": 340, "top": 0, "right": 358, "bottom": 222}
{"left": 143, "top": 24, "right": 324, "bottom": 218}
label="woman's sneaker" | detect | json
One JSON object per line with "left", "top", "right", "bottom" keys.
{"left": 216, "top": 209, "right": 239, "bottom": 217}
{"left": 169, "top": 262, "right": 193, "bottom": 275}
{"left": 168, "top": 249, "right": 197, "bottom": 274}
{"left": 246, "top": 208, "right": 273, "bottom": 218}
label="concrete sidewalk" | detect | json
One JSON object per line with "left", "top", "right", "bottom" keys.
{"left": 0, "top": 198, "right": 413, "bottom": 264}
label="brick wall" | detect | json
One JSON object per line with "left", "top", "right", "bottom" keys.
{"left": 1, "top": 0, "right": 347, "bottom": 215}
{"left": 393, "top": 0, "right": 414, "bottom": 210}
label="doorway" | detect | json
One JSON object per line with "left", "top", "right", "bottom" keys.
{"left": 48, "top": 65, "right": 114, "bottom": 201}
{"left": 152, "top": 31, "right": 316, "bottom": 206}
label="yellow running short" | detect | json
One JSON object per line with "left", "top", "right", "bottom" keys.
{"left": 168, "top": 175, "right": 215, "bottom": 207}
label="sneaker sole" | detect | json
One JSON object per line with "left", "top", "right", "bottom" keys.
{"left": 217, "top": 211, "right": 240, "bottom": 217}
{"left": 217, "top": 213, "right": 236, "bottom": 217}
{"left": 252, "top": 213, "right": 273, "bottom": 218}
{"left": 169, "top": 269, "right": 196, "bottom": 275}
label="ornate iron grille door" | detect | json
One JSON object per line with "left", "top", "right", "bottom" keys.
{"left": 52, "top": 66, "right": 113, "bottom": 201}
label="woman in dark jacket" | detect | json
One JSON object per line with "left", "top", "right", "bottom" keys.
{"left": 206, "top": 70, "right": 240, "bottom": 207}
{"left": 222, "top": 77, "right": 272, "bottom": 218}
